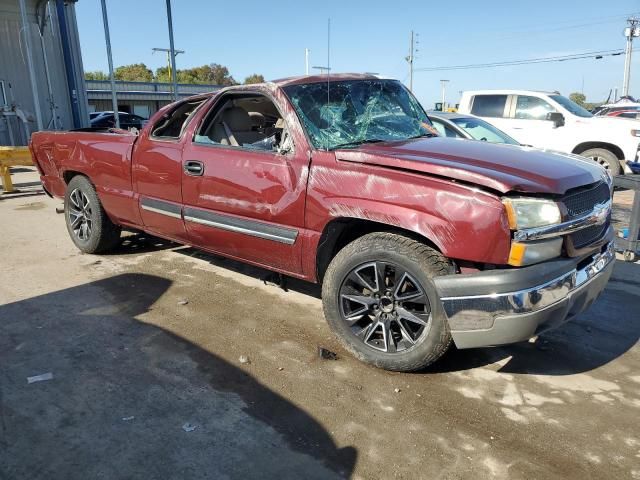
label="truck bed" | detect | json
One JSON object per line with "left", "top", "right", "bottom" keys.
{"left": 31, "top": 130, "right": 139, "bottom": 226}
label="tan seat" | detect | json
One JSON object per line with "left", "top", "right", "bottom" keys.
{"left": 210, "top": 107, "right": 262, "bottom": 146}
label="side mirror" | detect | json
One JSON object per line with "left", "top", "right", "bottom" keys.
{"left": 546, "top": 112, "right": 565, "bottom": 128}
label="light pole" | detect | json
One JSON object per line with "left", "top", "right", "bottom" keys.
{"left": 622, "top": 17, "right": 640, "bottom": 97}
{"left": 99, "top": 0, "right": 118, "bottom": 128}
{"left": 440, "top": 79, "right": 449, "bottom": 111}
{"left": 165, "top": 0, "right": 179, "bottom": 101}
{"left": 305, "top": 48, "right": 310, "bottom": 75}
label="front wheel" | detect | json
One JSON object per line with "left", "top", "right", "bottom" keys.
{"left": 322, "top": 232, "right": 453, "bottom": 372}
{"left": 580, "top": 148, "right": 621, "bottom": 175}
{"left": 64, "top": 175, "right": 121, "bottom": 253}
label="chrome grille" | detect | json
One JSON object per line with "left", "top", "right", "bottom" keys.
{"left": 563, "top": 181, "right": 611, "bottom": 218}
{"left": 562, "top": 181, "right": 611, "bottom": 249}
{"left": 570, "top": 217, "right": 610, "bottom": 248}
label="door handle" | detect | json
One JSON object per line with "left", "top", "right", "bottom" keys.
{"left": 184, "top": 160, "right": 204, "bottom": 176}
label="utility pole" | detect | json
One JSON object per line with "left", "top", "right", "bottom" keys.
{"left": 305, "top": 48, "right": 310, "bottom": 75}
{"left": 152, "top": 47, "right": 185, "bottom": 85}
{"left": 440, "top": 79, "right": 449, "bottom": 111}
{"left": 165, "top": 0, "right": 179, "bottom": 101}
{"left": 405, "top": 31, "right": 418, "bottom": 92}
{"left": 100, "top": 0, "right": 118, "bottom": 128}
{"left": 622, "top": 17, "right": 640, "bottom": 97}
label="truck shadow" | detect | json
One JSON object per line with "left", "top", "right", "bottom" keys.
{"left": 104, "top": 232, "right": 179, "bottom": 255}
{"left": 121, "top": 236, "right": 638, "bottom": 377}
{"left": 176, "top": 245, "right": 322, "bottom": 298}
{"left": 175, "top": 243, "right": 638, "bottom": 377}
{"left": 426, "top": 260, "right": 640, "bottom": 376}
{"left": 0, "top": 273, "right": 356, "bottom": 479}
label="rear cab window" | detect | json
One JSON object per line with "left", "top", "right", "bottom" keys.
{"left": 470, "top": 95, "right": 508, "bottom": 118}
{"left": 151, "top": 98, "right": 207, "bottom": 140}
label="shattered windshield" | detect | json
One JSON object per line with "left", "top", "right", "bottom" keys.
{"left": 283, "top": 79, "right": 433, "bottom": 150}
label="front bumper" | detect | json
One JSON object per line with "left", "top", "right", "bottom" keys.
{"left": 433, "top": 242, "right": 615, "bottom": 349}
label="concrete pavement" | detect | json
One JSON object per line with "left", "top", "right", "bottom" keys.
{"left": 1, "top": 168, "right": 639, "bottom": 479}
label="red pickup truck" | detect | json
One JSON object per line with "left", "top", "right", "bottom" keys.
{"left": 30, "top": 74, "right": 615, "bottom": 371}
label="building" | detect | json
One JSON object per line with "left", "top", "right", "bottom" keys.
{"left": 0, "top": 0, "right": 88, "bottom": 146}
{"left": 86, "top": 80, "right": 221, "bottom": 119}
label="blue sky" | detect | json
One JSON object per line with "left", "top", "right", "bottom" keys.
{"left": 76, "top": 0, "right": 640, "bottom": 107}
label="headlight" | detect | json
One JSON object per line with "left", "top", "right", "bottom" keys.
{"left": 503, "top": 198, "right": 561, "bottom": 230}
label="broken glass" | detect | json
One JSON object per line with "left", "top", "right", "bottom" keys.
{"left": 283, "top": 79, "right": 434, "bottom": 150}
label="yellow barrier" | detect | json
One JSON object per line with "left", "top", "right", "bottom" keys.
{"left": 0, "top": 146, "right": 33, "bottom": 194}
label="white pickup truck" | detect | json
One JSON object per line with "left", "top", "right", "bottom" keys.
{"left": 458, "top": 90, "right": 638, "bottom": 174}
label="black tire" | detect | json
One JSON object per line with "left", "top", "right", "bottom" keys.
{"left": 580, "top": 148, "right": 621, "bottom": 175}
{"left": 322, "top": 232, "right": 453, "bottom": 372}
{"left": 64, "top": 175, "right": 121, "bottom": 253}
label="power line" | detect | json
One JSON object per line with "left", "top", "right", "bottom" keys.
{"left": 421, "top": 11, "right": 640, "bottom": 63}
{"left": 415, "top": 49, "right": 624, "bottom": 72}
{"left": 492, "top": 12, "right": 640, "bottom": 38}
{"left": 479, "top": 11, "right": 640, "bottom": 39}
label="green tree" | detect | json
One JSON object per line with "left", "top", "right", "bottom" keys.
{"left": 205, "top": 64, "right": 237, "bottom": 86}
{"left": 154, "top": 66, "right": 172, "bottom": 83}
{"left": 569, "top": 92, "right": 587, "bottom": 107}
{"left": 85, "top": 70, "right": 108, "bottom": 80}
{"left": 114, "top": 63, "right": 153, "bottom": 82}
{"left": 244, "top": 74, "right": 265, "bottom": 85}
{"left": 154, "top": 63, "right": 237, "bottom": 86}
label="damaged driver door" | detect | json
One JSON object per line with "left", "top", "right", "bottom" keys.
{"left": 180, "top": 91, "right": 308, "bottom": 275}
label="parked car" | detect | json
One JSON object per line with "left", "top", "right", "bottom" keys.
{"left": 428, "top": 112, "right": 614, "bottom": 177}
{"left": 30, "top": 74, "right": 615, "bottom": 372}
{"left": 598, "top": 109, "right": 640, "bottom": 119}
{"left": 90, "top": 112, "right": 147, "bottom": 130}
{"left": 592, "top": 97, "right": 640, "bottom": 116}
{"left": 89, "top": 110, "right": 132, "bottom": 121}
{"left": 427, "top": 111, "right": 520, "bottom": 145}
{"left": 458, "top": 90, "right": 639, "bottom": 174}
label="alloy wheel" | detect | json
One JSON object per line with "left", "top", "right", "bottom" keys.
{"left": 339, "top": 261, "right": 431, "bottom": 353}
{"left": 68, "top": 188, "right": 93, "bottom": 241}
{"left": 590, "top": 155, "right": 610, "bottom": 170}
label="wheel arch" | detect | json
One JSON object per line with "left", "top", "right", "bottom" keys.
{"left": 315, "top": 217, "right": 444, "bottom": 283}
{"left": 62, "top": 169, "right": 90, "bottom": 184}
{"left": 572, "top": 141, "right": 624, "bottom": 160}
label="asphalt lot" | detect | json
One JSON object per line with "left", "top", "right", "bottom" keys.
{"left": 1, "top": 168, "right": 639, "bottom": 480}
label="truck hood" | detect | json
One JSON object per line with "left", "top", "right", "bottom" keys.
{"left": 335, "top": 137, "right": 606, "bottom": 195}
{"left": 570, "top": 115, "right": 640, "bottom": 130}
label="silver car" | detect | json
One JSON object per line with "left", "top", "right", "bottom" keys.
{"left": 427, "top": 111, "right": 520, "bottom": 145}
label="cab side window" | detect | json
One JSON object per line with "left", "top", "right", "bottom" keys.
{"left": 470, "top": 95, "right": 507, "bottom": 118}
{"left": 514, "top": 96, "right": 555, "bottom": 120}
{"left": 194, "top": 93, "right": 293, "bottom": 153}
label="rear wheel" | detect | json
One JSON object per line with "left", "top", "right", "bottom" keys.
{"left": 64, "top": 175, "right": 121, "bottom": 253}
{"left": 580, "top": 148, "right": 621, "bottom": 175}
{"left": 322, "top": 232, "right": 453, "bottom": 372}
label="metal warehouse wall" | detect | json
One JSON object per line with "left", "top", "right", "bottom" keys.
{"left": 0, "top": 0, "right": 88, "bottom": 145}
{"left": 86, "top": 80, "right": 221, "bottom": 118}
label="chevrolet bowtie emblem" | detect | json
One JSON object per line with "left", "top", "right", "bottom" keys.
{"left": 592, "top": 202, "right": 610, "bottom": 226}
